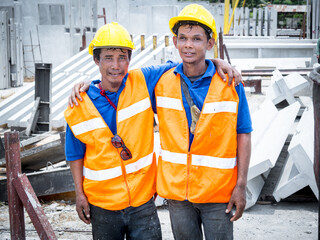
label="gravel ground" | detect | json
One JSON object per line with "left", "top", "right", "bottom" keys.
{"left": 0, "top": 201, "right": 318, "bottom": 240}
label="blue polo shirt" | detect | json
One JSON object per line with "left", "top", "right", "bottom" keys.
{"left": 174, "top": 60, "right": 252, "bottom": 146}
{"left": 65, "top": 61, "right": 178, "bottom": 161}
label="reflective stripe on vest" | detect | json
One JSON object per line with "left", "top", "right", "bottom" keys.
{"left": 71, "top": 118, "right": 106, "bottom": 136}
{"left": 83, "top": 152, "right": 154, "bottom": 180}
{"left": 118, "top": 97, "right": 151, "bottom": 122}
{"left": 160, "top": 149, "right": 236, "bottom": 169}
{"left": 156, "top": 96, "right": 183, "bottom": 111}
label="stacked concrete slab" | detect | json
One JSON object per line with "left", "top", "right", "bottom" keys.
{"left": 245, "top": 70, "right": 311, "bottom": 209}
{"left": 273, "top": 97, "right": 318, "bottom": 201}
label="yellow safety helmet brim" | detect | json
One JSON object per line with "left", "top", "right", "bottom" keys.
{"left": 88, "top": 22, "right": 135, "bottom": 55}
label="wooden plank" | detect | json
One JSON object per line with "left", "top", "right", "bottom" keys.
{"left": 4, "top": 131, "right": 25, "bottom": 239}
{"left": 13, "top": 174, "right": 57, "bottom": 240}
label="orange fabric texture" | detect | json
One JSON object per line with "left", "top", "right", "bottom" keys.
{"left": 155, "top": 68, "right": 239, "bottom": 203}
{"left": 64, "top": 69, "right": 156, "bottom": 210}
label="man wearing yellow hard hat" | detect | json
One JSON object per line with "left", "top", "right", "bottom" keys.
{"left": 154, "top": 4, "right": 252, "bottom": 240}
{"left": 65, "top": 7, "right": 245, "bottom": 240}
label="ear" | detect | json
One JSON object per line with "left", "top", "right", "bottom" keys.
{"left": 207, "top": 38, "right": 215, "bottom": 51}
{"left": 173, "top": 36, "right": 177, "bottom": 48}
{"left": 94, "top": 56, "right": 100, "bottom": 66}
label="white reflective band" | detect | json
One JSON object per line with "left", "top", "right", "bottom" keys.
{"left": 202, "top": 101, "right": 237, "bottom": 114}
{"left": 71, "top": 118, "right": 106, "bottom": 136}
{"left": 192, "top": 155, "right": 236, "bottom": 169}
{"left": 83, "top": 166, "right": 122, "bottom": 181}
{"left": 156, "top": 96, "right": 183, "bottom": 111}
{"left": 125, "top": 152, "right": 153, "bottom": 174}
{"left": 118, "top": 98, "right": 151, "bottom": 122}
{"left": 160, "top": 149, "right": 187, "bottom": 165}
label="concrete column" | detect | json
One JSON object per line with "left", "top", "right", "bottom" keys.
{"left": 264, "top": 7, "right": 268, "bottom": 36}
{"left": 244, "top": 7, "right": 250, "bottom": 36}
{"left": 257, "top": 8, "right": 262, "bottom": 36}
{"left": 252, "top": 8, "right": 257, "bottom": 36}
{"left": 270, "top": 8, "right": 277, "bottom": 37}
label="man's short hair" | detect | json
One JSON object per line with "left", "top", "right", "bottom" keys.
{"left": 93, "top": 48, "right": 132, "bottom": 61}
{"left": 172, "top": 21, "right": 212, "bottom": 41}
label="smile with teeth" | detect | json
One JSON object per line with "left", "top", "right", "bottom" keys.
{"left": 184, "top": 52, "right": 194, "bottom": 56}
{"left": 109, "top": 72, "right": 122, "bottom": 77}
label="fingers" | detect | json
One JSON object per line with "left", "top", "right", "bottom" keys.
{"left": 233, "top": 68, "right": 242, "bottom": 86}
{"left": 76, "top": 204, "right": 91, "bottom": 224}
{"left": 225, "top": 200, "right": 233, "bottom": 215}
{"left": 217, "top": 67, "right": 227, "bottom": 82}
{"left": 230, "top": 203, "right": 245, "bottom": 222}
{"left": 226, "top": 68, "right": 234, "bottom": 86}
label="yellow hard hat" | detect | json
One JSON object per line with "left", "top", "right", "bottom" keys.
{"left": 88, "top": 22, "right": 135, "bottom": 55}
{"left": 169, "top": 4, "right": 217, "bottom": 40}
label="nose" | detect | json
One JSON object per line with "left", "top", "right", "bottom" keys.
{"left": 111, "top": 59, "right": 120, "bottom": 70}
{"left": 184, "top": 38, "right": 193, "bottom": 48}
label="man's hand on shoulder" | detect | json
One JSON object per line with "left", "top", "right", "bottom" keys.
{"left": 211, "top": 59, "right": 242, "bottom": 86}
{"left": 69, "top": 81, "right": 91, "bottom": 107}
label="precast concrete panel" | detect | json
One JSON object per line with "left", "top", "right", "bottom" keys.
{"left": 252, "top": 8, "right": 257, "bottom": 36}
{"left": 0, "top": 11, "right": 10, "bottom": 89}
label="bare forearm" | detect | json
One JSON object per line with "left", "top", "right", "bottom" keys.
{"left": 69, "top": 159, "right": 85, "bottom": 195}
{"left": 236, "top": 133, "right": 251, "bottom": 188}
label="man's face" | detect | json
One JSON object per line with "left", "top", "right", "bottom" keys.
{"left": 94, "top": 48, "right": 130, "bottom": 88}
{"left": 173, "top": 25, "right": 214, "bottom": 65}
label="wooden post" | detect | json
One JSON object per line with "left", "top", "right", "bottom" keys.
{"left": 140, "top": 34, "right": 145, "bottom": 51}
{"left": 5, "top": 131, "right": 25, "bottom": 240}
{"left": 165, "top": 35, "right": 169, "bottom": 47}
{"left": 153, "top": 35, "right": 157, "bottom": 50}
{"left": 5, "top": 131, "right": 57, "bottom": 239}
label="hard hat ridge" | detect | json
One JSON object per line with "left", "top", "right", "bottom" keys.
{"left": 88, "top": 22, "right": 135, "bottom": 55}
{"left": 169, "top": 4, "right": 217, "bottom": 40}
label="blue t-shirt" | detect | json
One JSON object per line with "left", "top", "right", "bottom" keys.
{"left": 174, "top": 60, "right": 252, "bottom": 147}
{"left": 66, "top": 61, "right": 178, "bottom": 161}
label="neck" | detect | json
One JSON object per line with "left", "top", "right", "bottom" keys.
{"left": 100, "top": 79, "right": 121, "bottom": 92}
{"left": 183, "top": 60, "right": 207, "bottom": 77}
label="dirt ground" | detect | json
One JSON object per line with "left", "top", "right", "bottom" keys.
{"left": 0, "top": 200, "right": 317, "bottom": 240}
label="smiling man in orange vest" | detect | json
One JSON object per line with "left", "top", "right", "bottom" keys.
{"left": 154, "top": 4, "right": 252, "bottom": 240}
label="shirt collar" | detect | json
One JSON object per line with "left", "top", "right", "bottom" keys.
{"left": 173, "top": 59, "right": 216, "bottom": 81}
{"left": 88, "top": 73, "right": 129, "bottom": 100}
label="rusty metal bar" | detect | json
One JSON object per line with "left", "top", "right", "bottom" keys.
{"left": 5, "top": 131, "right": 25, "bottom": 240}
{"left": 242, "top": 79, "right": 262, "bottom": 94}
{"left": 223, "top": 44, "right": 231, "bottom": 64}
{"left": 13, "top": 174, "right": 57, "bottom": 240}
{"left": 241, "top": 68, "right": 312, "bottom": 77}
{"left": 219, "top": 27, "right": 224, "bottom": 60}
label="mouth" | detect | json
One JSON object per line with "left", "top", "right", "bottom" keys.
{"left": 183, "top": 52, "right": 195, "bottom": 57}
{"left": 108, "top": 72, "right": 123, "bottom": 77}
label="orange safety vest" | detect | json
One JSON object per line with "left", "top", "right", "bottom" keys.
{"left": 64, "top": 69, "right": 156, "bottom": 210}
{"left": 155, "top": 68, "right": 239, "bottom": 203}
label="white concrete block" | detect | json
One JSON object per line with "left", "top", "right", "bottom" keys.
{"left": 266, "top": 70, "right": 310, "bottom": 105}
{"left": 248, "top": 100, "right": 300, "bottom": 181}
{"left": 273, "top": 98, "right": 318, "bottom": 201}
